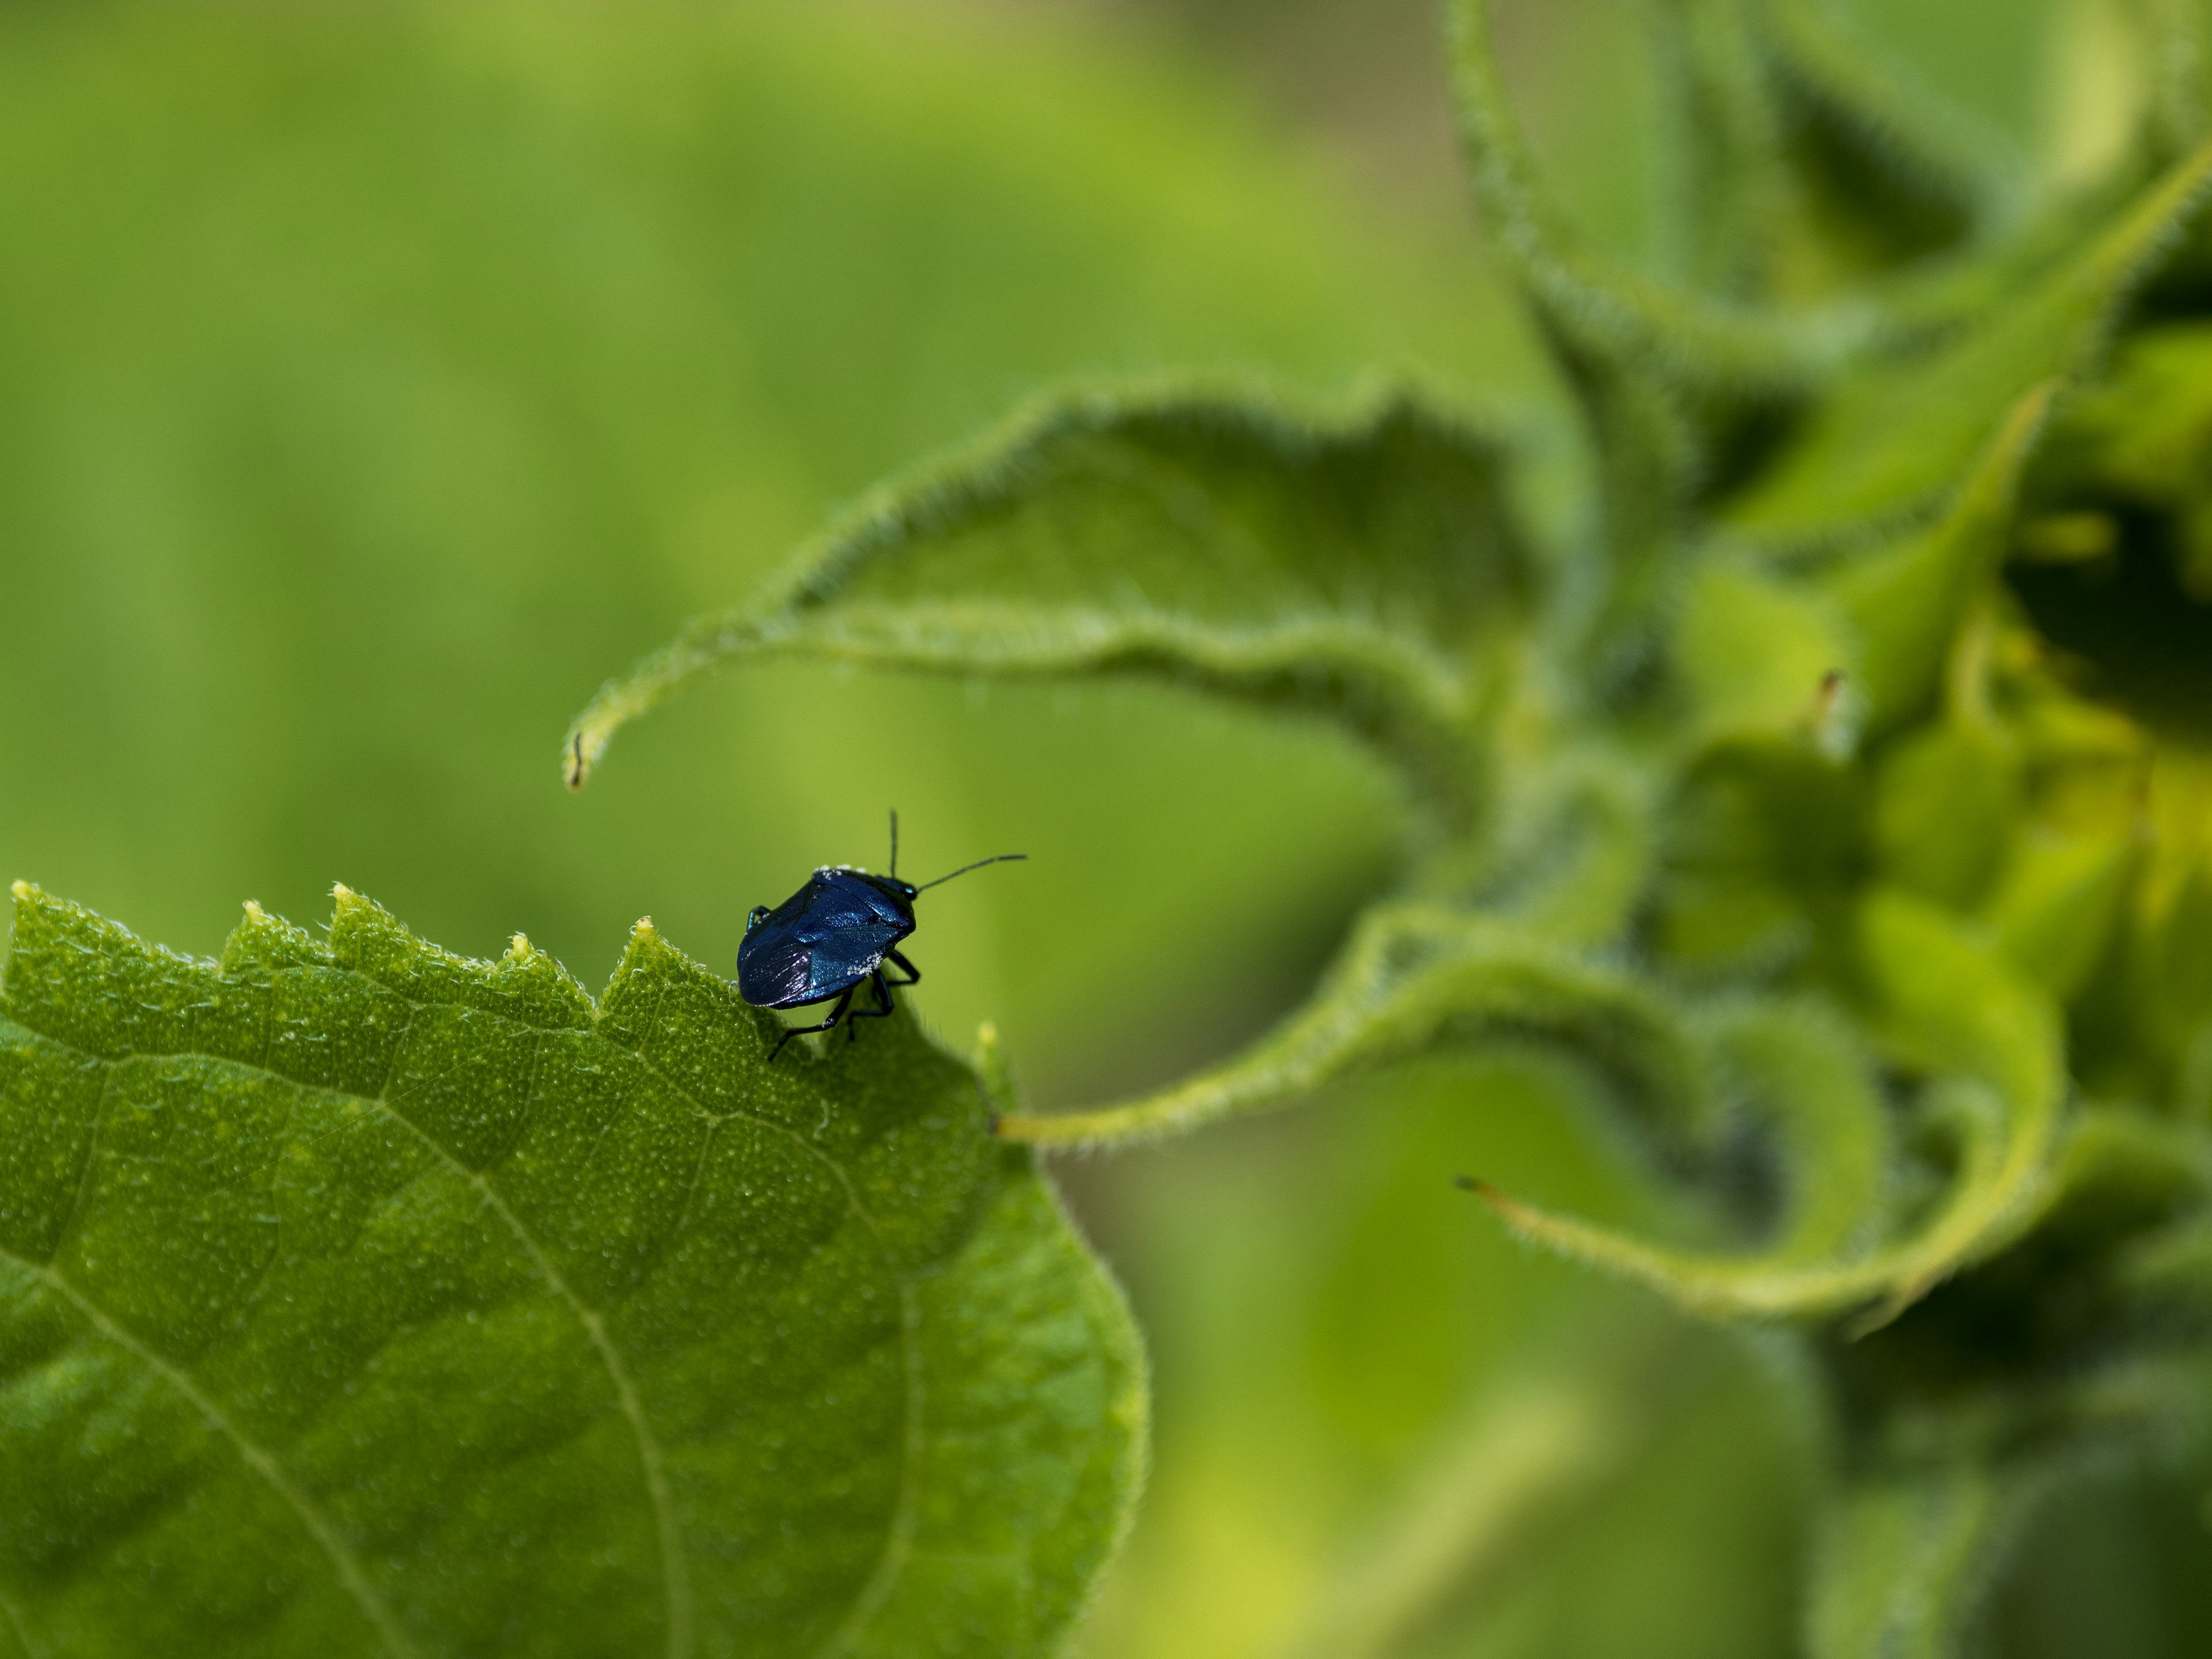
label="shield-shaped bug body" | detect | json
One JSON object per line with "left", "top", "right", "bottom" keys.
{"left": 737, "top": 813, "right": 1023, "bottom": 1059}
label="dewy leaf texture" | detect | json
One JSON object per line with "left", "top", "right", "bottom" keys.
{"left": 0, "top": 882, "right": 1142, "bottom": 1657}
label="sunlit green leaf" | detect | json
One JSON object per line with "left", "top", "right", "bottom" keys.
{"left": 1724, "top": 142, "right": 2212, "bottom": 550}
{"left": 1673, "top": 556, "right": 1854, "bottom": 744}
{"left": 1805, "top": 1459, "right": 2040, "bottom": 1659}
{"left": 1812, "top": 384, "right": 2052, "bottom": 734}
{"left": 1871, "top": 721, "right": 2020, "bottom": 911}
{"left": 0, "top": 882, "right": 1142, "bottom": 1657}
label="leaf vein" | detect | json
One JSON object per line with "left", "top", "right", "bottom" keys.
{"left": 47, "top": 1063, "right": 113, "bottom": 1267}
{"left": 372, "top": 1017, "right": 697, "bottom": 1659}
{"left": 609, "top": 1045, "right": 926, "bottom": 1659}
{"left": 0, "top": 1245, "right": 418, "bottom": 1659}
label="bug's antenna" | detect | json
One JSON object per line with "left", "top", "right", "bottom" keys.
{"left": 888, "top": 809, "right": 899, "bottom": 878}
{"left": 914, "top": 853, "right": 1027, "bottom": 893}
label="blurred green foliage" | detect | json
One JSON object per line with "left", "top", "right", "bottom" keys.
{"left": 8, "top": 1, "right": 2212, "bottom": 1657}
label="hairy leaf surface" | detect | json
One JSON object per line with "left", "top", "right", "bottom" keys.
{"left": 995, "top": 904, "right": 1709, "bottom": 1152}
{"left": 1806, "top": 1459, "right": 2041, "bottom": 1659}
{"left": 566, "top": 388, "right": 1533, "bottom": 829}
{"left": 0, "top": 883, "right": 1142, "bottom": 1658}
{"left": 1723, "top": 141, "right": 2212, "bottom": 550}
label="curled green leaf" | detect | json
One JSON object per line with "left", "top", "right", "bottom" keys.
{"left": 1725, "top": 138, "right": 2212, "bottom": 551}
{"left": 1814, "top": 382, "right": 2054, "bottom": 736}
{"left": 1464, "top": 999, "right": 1895, "bottom": 1320}
{"left": 1805, "top": 1458, "right": 2046, "bottom": 1659}
{"left": 1446, "top": 0, "right": 1855, "bottom": 669}
{"left": 993, "top": 903, "right": 1708, "bottom": 1150}
{"left": 1653, "top": 0, "right": 1791, "bottom": 300}
{"left": 1445, "top": 0, "right": 1846, "bottom": 397}
{"left": 1759, "top": 0, "right": 2018, "bottom": 260}
{"left": 1469, "top": 892, "right": 2064, "bottom": 1330}
{"left": 565, "top": 386, "right": 1533, "bottom": 832}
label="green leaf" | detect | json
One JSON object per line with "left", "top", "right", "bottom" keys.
{"left": 2135, "top": 0, "right": 2212, "bottom": 163}
{"left": 1758, "top": 0, "right": 2016, "bottom": 274}
{"left": 2035, "top": 321, "right": 2212, "bottom": 596}
{"left": 1445, "top": 0, "right": 1832, "bottom": 399}
{"left": 1652, "top": 733, "right": 1866, "bottom": 978}
{"left": 995, "top": 903, "right": 1709, "bottom": 1150}
{"left": 1281, "top": 1324, "right": 1687, "bottom": 1659}
{"left": 0, "top": 882, "right": 1142, "bottom": 1657}
{"left": 1446, "top": 0, "right": 1843, "bottom": 671}
{"left": 1672, "top": 556, "right": 1854, "bottom": 745}
{"left": 1723, "top": 139, "right": 2212, "bottom": 551}
{"left": 1466, "top": 743, "right": 1660, "bottom": 947}
{"left": 566, "top": 386, "right": 1532, "bottom": 832}
{"left": 1871, "top": 722, "right": 2020, "bottom": 912}
{"left": 1468, "top": 1000, "right": 1898, "bottom": 1319}
{"left": 1982, "top": 824, "right": 2140, "bottom": 1002}
{"left": 1813, "top": 383, "right": 2052, "bottom": 736}
{"left": 1806, "top": 1458, "right": 2044, "bottom": 1659}
{"left": 1653, "top": 0, "right": 1791, "bottom": 301}
{"left": 1469, "top": 891, "right": 2065, "bottom": 1328}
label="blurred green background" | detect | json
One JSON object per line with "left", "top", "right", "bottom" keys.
{"left": 5, "top": 2, "right": 2184, "bottom": 1655}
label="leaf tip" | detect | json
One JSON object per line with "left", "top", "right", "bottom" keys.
{"left": 1456, "top": 1174, "right": 1524, "bottom": 1221}
{"left": 243, "top": 899, "right": 267, "bottom": 921}
{"left": 9, "top": 878, "right": 29, "bottom": 902}
{"left": 563, "top": 729, "right": 599, "bottom": 791}
{"left": 509, "top": 932, "right": 531, "bottom": 959}
{"left": 1807, "top": 668, "right": 1867, "bottom": 760}
{"left": 632, "top": 916, "right": 657, "bottom": 937}
{"left": 331, "top": 882, "right": 354, "bottom": 903}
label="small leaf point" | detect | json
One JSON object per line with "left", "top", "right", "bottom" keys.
{"left": 509, "top": 933, "right": 531, "bottom": 958}
{"left": 9, "top": 878, "right": 29, "bottom": 901}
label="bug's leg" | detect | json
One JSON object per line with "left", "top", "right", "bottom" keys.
{"left": 768, "top": 987, "right": 856, "bottom": 1062}
{"left": 882, "top": 948, "right": 920, "bottom": 987}
{"left": 842, "top": 970, "right": 899, "bottom": 1043}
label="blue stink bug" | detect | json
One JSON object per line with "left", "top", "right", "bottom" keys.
{"left": 738, "top": 813, "right": 1024, "bottom": 1059}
